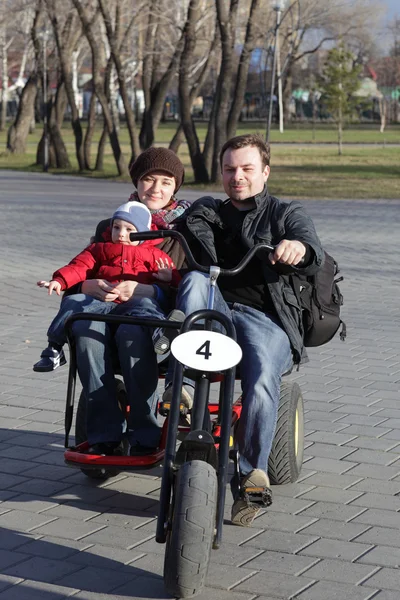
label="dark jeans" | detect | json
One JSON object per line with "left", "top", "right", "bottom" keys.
{"left": 72, "top": 296, "right": 166, "bottom": 448}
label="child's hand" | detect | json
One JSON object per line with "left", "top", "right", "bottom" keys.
{"left": 48, "top": 281, "right": 62, "bottom": 296}
{"left": 153, "top": 258, "right": 174, "bottom": 283}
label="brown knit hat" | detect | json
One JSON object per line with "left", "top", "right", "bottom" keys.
{"left": 129, "top": 147, "right": 185, "bottom": 192}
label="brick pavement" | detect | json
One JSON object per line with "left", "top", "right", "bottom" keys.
{"left": 0, "top": 170, "right": 399, "bottom": 599}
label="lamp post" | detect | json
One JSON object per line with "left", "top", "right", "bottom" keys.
{"left": 266, "top": 0, "right": 284, "bottom": 142}
{"left": 39, "top": 29, "right": 50, "bottom": 172}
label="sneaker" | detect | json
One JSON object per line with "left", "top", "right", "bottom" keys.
{"left": 231, "top": 469, "right": 271, "bottom": 527}
{"left": 162, "top": 383, "right": 194, "bottom": 427}
{"left": 162, "top": 383, "right": 193, "bottom": 410}
{"left": 33, "top": 344, "right": 66, "bottom": 372}
{"left": 87, "top": 442, "right": 121, "bottom": 456}
{"left": 152, "top": 309, "right": 185, "bottom": 355}
{"left": 129, "top": 444, "right": 158, "bottom": 456}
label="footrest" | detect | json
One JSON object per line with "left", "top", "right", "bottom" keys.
{"left": 242, "top": 486, "right": 273, "bottom": 507}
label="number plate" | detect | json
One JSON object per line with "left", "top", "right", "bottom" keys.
{"left": 171, "top": 331, "right": 242, "bottom": 372}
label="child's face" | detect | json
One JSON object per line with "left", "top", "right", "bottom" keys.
{"left": 111, "top": 219, "right": 139, "bottom": 246}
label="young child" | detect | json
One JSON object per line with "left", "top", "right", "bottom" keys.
{"left": 34, "top": 202, "right": 180, "bottom": 372}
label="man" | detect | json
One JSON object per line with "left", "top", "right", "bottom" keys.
{"left": 163, "top": 133, "right": 324, "bottom": 526}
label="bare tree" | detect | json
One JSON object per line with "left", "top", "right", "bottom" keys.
{"left": 274, "top": 0, "right": 381, "bottom": 124}
{"left": 98, "top": 0, "right": 141, "bottom": 161}
{"left": 7, "top": 2, "right": 40, "bottom": 154}
{"left": 226, "top": 0, "right": 263, "bottom": 139}
{"left": 209, "top": 0, "right": 239, "bottom": 182}
{"left": 45, "top": 0, "right": 85, "bottom": 170}
{"left": 72, "top": 0, "right": 128, "bottom": 176}
{"left": 139, "top": 0, "right": 185, "bottom": 149}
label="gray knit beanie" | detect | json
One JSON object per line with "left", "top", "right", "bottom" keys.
{"left": 111, "top": 202, "right": 151, "bottom": 233}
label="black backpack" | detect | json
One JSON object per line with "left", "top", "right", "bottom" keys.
{"left": 290, "top": 251, "right": 346, "bottom": 347}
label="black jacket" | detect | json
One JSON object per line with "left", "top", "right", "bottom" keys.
{"left": 182, "top": 186, "right": 324, "bottom": 363}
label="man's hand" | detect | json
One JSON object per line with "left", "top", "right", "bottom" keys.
{"left": 81, "top": 279, "right": 121, "bottom": 302}
{"left": 269, "top": 240, "right": 306, "bottom": 266}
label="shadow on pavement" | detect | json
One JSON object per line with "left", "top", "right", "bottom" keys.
{"left": 0, "top": 426, "right": 174, "bottom": 598}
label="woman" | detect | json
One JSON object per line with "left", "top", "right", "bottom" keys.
{"left": 73, "top": 148, "right": 189, "bottom": 456}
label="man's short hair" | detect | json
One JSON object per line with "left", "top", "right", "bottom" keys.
{"left": 219, "top": 134, "right": 270, "bottom": 169}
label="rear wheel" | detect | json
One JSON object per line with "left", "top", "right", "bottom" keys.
{"left": 268, "top": 382, "right": 304, "bottom": 485}
{"left": 164, "top": 460, "right": 217, "bottom": 598}
{"left": 75, "top": 379, "right": 127, "bottom": 480}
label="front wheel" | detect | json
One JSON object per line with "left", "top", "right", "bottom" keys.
{"left": 164, "top": 460, "right": 217, "bottom": 598}
{"left": 268, "top": 381, "right": 304, "bottom": 485}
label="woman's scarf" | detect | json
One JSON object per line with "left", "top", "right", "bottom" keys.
{"left": 128, "top": 192, "right": 191, "bottom": 230}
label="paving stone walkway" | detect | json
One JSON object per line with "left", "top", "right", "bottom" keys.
{"left": 0, "top": 170, "right": 399, "bottom": 600}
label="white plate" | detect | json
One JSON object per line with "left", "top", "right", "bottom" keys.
{"left": 171, "top": 330, "right": 242, "bottom": 372}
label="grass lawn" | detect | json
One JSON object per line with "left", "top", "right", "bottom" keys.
{"left": 0, "top": 123, "right": 399, "bottom": 199}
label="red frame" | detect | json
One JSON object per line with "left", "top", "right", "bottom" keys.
{"left": 64, "top": 399, "right": 243, "bottom": 470}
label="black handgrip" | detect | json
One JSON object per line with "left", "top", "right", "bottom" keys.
{"left": 130, "top": 229, "right": 276, "bottom": 276}
{"left": 130, "top": 230, "right": 209, "bottom": 273}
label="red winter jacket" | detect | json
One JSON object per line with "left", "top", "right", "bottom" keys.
{"left": 52, "top": 241, "right": 181, "bottom": 302}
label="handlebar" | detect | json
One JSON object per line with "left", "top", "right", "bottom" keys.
{"left": 130, "top": 229, "right": 275, "bottom": 277}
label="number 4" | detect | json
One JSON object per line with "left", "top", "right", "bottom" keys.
{"left": 196, "top": 340, "right": 212, "bottom": 360}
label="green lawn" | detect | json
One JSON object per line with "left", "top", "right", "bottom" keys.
{"left": 1, "top": 123, "right": 399, "bottom": 199}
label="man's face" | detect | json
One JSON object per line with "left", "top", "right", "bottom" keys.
{"left": 221, "top": 146, "right": 270, "bottom": 203}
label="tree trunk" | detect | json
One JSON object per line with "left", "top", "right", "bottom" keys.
{"left": 169, "top": 124, "right": 184, "bottom": 153}
{"left": 178, "top": 0, "right": 209, "bottom": 183}
{"left": 72, "top": 0, "right": 128, "bottom": 177}
{"left": 50, "top": 121, "right": 71, "bottom": 168}
{"left": 95, "top": 121, "right": 107, "bottom": 171}
{"left": 63, "top": 72, "right": 85, "bottom": 170}
{"left": 84, "top": 91, "right": 96, "bottom": 170}
{"left": 139, "top": 0, "right": 184, "bottom": 149}
{"left": 50, "top": 85, "right": 70, "bottom": 168}
{"left": 7, "top": 75, "right": 38, "bottom": 153}
{"left": 0, "top": 27, "right": 8, "bottom": 132}
{"left": 283, "top": 71, "right": 293, "bottom": 123}
{"left": 203, "top": 98, "right": 217, "bottom": 175}
{"left": 211, "top": 0, "right": 239, "bottom": 183}
{"left": 379, "top": 97, "right": 386, "bottom": 133}
{"left": 49, "top": 80, "right": 70, "bottom": 168}
{"left": 37, "top": 84, "right": 71, "bottom": 169}
{"left": 46, "top": 4, "right": 85, "bottom": 171}
{"left": 55, "top": 80, "right": 68, "bottom": 128}
{"left": 226, "top": 0, "right": 261, "bottom": 140}
{"left": 98, "top": 0, "right": 140, "bottom": 162}
{"left": 311, "top": 93, "right": 316, "bottom": 142}
{"left": 95, "top": 83, "right": 127, "bottom": 176}
{"left": 139, "top": 0, "right": 157, "bottom": 149}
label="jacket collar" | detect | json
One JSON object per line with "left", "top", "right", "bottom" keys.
{"left": 237, "top": 184, "right": 269, "bottom": 211}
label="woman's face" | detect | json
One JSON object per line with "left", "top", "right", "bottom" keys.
{"left": 137, "top": 170, "right": 176, "bottom": 210}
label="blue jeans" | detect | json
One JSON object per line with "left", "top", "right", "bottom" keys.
{"left": 174, "top": 271, "right": 293, "bottom": 476}
{"left": 47, "top": 293, "right": 136, "bottom": 347}
{"left": 71, "top": 296, "right": 166, "bottom": 448}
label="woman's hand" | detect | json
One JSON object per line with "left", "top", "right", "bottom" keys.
{"left": 153, "top": 257, "right": 174, "bottom": 283}
{"left": 81, "top": 279, "right": 121, "bottom": 302}
{"left": 112, "top": 280, "right": 156, "bottom": 302}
